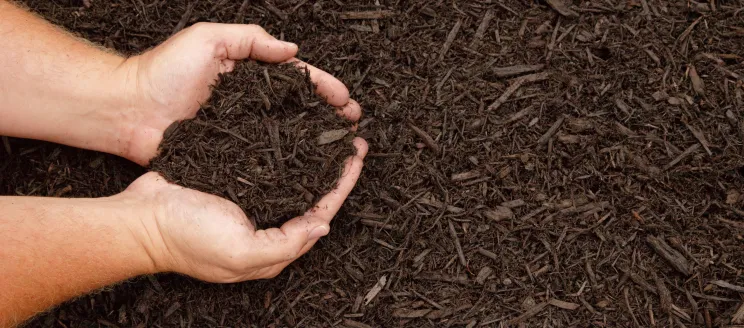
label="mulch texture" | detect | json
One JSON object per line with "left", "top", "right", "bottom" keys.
{"left": 3, "top": 0, "right": 744, "bottom": 327}
{"left": 150, "top": 62, "right": 355, "bottom": 227}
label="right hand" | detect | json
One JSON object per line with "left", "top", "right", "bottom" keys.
{"left": 123, "top": 138, "right": 367, "bottom": 282}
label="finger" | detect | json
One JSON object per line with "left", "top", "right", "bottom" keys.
{"left": 201, "top": 23, "right": 298, "bottom": 62}
{"left": 335, "top": 98, "right": 362, "bottom": 122}
{"left": 286, "top": 58, "right": 350, "bottom": 107}
{"left": 304, "top": 137, "right": 368, "bottom": 222}
{"left": 246, "top": 215, "right": 329, "bottom": 267}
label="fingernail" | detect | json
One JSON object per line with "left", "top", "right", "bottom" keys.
{"left": 308, "top": 225, "right": 329, "bottom": 239}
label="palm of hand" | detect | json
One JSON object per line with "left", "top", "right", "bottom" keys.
{"left": 129, "top": 173, "right": 295, "bottom": 282}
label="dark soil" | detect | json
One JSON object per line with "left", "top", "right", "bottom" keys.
{"left": 150, "top": 62, "right": 355, "bottom": 227}
{"left": 4, "top": 0, "right": 744, "bottom": 327}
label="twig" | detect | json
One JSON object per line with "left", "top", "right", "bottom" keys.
{"left": 710, "top": 280, "right": 744, "bottom": 293}
{"left": 171, "top": 1, "right": 196, "bottom": 35}
{"left": 677, "top": 16, "right": 703, "bottom": 43}
{"left": 477, "top": 248, "right": 498, "bottom": 261}
{"left": 546, "top": 0, "right": 578, "bottom": 17}
{"left": 439, "top": 19, "right": 462, "bottom": 62}
{"left": 663, "top": 143, "right": 701, "bottom": 171}
{"left": 488, "top": 71, "right": 550, "bottom": 111}
{"left": 340, "top": 10, "right": 395, "bottom": 20}
{"left": 651, "top": 271, "right": 672, "bottom": 313}
{"left": 350, "top": 65, "right": 372, "bottom": 96}
{"left": 235, "top": 0, "right": 250, "bottom": 23}
{"left": 647, "top": 235, "right": 692, "bottom": 276}
{"left": 263, "top": 1, "right": 287, "bottom": 20}
{"left": 623, "top": 287, "right": 641, "bottom": 328}
{"left": 683, "top": 120, "right": 713, "bottom": 156}
{"left": 448, "top": 220, "right": 467, "bottom": 267}
{"left": 469, "top": 9, "right": 494, "bottom": 49}
{"left": 407, "top": 121, "right": 440, "bottom": 154}
{"left": 508, "top": 302, "right": 548, "bottom": 325}
{"left": 495, "top": 2, "right": 518, "bottom": 15}
{"left": 492, "top": 64, "right": 545, "bottom": 78}
{"left": 537, "top": 116, "right": 565, "bottom": 145}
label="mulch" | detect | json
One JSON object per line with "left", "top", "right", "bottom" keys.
{"left": 3, "top": 0, "right": 744, "bottom": 327}
{"left": 150, "top": 61, "right": 356, "bottom": 227}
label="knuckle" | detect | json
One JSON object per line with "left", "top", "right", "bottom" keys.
{"left": 244, "top": 24, "right": 264, "bottom": 33}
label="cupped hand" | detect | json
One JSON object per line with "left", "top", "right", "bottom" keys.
{"left": 117, "top": 22, "right": 362, "bottom": 165}
{"left": 125, "top": 138, "right": 367, "bottom": 282}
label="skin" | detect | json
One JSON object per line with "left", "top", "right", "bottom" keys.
{"left": 0, "top": 1, "right": 367, "bottom": 327}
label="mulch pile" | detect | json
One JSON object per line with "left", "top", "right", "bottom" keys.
{"left": 4, "top": 0, "right": 744, "bottom": 327}
{"left": 150, "top": 62, "right": 355, "bottom": 226}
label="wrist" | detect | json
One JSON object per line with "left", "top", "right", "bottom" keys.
{"left": 104, "top": 191, "right": 163, "bottom": 275}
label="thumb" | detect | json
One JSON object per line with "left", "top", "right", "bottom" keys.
{"left": 248, "top": 216, "right": 329, "bottom": 267}
{"left": 205, "top": 23, "right": 298, "bottom": 62}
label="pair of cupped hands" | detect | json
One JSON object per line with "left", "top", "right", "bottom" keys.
{"left": 113, "top": 23, "right": 366, "bottom": 283}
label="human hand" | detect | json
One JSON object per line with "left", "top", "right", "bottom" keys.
{"left": 116, "top": 22, "right": 362, "bottom": 165}
{"left": 123, "top": 137, "right": 367, "bottom": 282}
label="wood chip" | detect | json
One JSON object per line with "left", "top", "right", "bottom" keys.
{"left": 343, "top": 319, "right": 374, "bottom": 328}
{"left": 502, "top": 199, "right": 526, "bottom": 208}
{"left": 733, "top": 303, "right": 744, "bottom": 324}
{"left": 710, "top": 280, "right": 744, "bottom": 293}
{"left": 317, "top": 129, "right": 349, "bottom": 145}
{"left": 363, "top": 275, "right": 387, "bottom": 305}
{"left": 548, "top": 299, "right": 580, "bottom": 310}
{"left": 392, "top": 308, "right": 431, "bottom": 318}
{"left": 263, "top": 1, "right": 288, "bottom": 20}
{"left": 689, "top": 65, "right": 705, "bottom": 95}
{"left": 508, "top": 302, "right": 548, "bottom": 324}
{"left": 652, "top": 271, "right": 672, "bottom": 313}
{"left": 537, "top": 116, "right": 566, "bottom": 145}
{"left": 477, "top": 248, "right": 498, "bottom": 261}
{"left": 407, "top": 121, "right": 440, "bottom": 154}
{"left": 439, "top": 19, "right": 462, "bottom": 61}
{"left": 546, "top": 0, "right": 578, "bottom": 17}
{"left": 488, "top": 72, "right": 550, "bottom": 111}
{"left": 448, "top": 220, "right": 467, "bottom": 267}
{"left": 483, "top": 206, "right": 514, "bottom": 221}
{"left": 475, "top": 266, "right": 493, "bottom": 285}
{"left": 340, "top": 10, "right": 395, "bottom": 20}
{"left": 470, "top": 9, "right": 494, "bottom": 49}
{"left": 451, "top": 170, "right": 481, "bottom": 181}
{"left": 360, "top": 219, "right": 396, "bottom": 230}
{"left": 647, "top": 235, "right": 692, "bottom": 276}
{"left": 683, "top": 121, "right": 712, "bottom": 156}
{"left": 664, "top": 143, "right": 700, "bottom": 171}
{"left": 492, "top": 64, "right": 545, "bottom": 78}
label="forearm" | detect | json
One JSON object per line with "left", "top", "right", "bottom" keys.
{"left": 0, "top": 195, "right": 156, "bottom": 327}
{"left": 0, "top": 1, "right": 135, "bottom": 159}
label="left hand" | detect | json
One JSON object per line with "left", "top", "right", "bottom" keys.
{"left": 114, "top": 22, "right": 362, "bottom": 165}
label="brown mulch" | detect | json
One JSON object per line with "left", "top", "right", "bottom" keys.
{"left": 2, "top": 0, "right": 744, "bottom": 327}
{"left": 150, "top": 62, "right": 355, "bottom": 227}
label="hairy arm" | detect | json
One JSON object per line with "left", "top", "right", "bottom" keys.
{"left": 0, "top": 195, "right": 156, "bottom": 327}
{"left": 0, "top": 1, "right": 134, "bottom": 159}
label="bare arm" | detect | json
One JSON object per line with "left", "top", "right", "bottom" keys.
{"left": 0, "top": 1, "right": 133, "bottom": 159}
{"left": 0, "top": 195, "right": 156, "bottom": 327}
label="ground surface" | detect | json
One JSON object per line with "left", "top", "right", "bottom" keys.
{"left": 150, "top": 62, "right": 355, "bottom": 227}
{"left": 3, "top": 0, "right": 744, "bottom": 327}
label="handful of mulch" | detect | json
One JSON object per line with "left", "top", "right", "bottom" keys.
{"left": 149, "top": 62, "right": 356, "bottom": 227}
